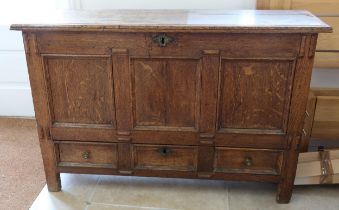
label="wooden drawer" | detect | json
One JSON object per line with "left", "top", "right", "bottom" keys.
{"left": 312, "top": 95, "right": 339, "bottom": 139}
{"left": 215, "top": 148, "right": 283, "bottom": 175}
{"left": 58, "top": 143, "right": 117, "bottom": 168}
{"left": 133, "top": 145, "right": 198, "bottom": 171}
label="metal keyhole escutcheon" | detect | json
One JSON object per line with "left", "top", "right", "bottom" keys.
{"left": 153, "top": 33, "right": 174, "bottom": 47}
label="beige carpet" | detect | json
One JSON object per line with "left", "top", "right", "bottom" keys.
{"left": 0, "top": 118, "right": 45, "bottom": 210}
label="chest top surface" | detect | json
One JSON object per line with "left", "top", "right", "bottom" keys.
{"left": 10, "top": 10, "right": 332, "bottom": 33}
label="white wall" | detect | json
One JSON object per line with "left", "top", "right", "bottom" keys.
{"left": 0, "top": 0, "right": 255, "bottom": 117}
{"left": 0, "top": 26, "right": 34, "bottom": 116}
{"left": 0, "top": 0, "right": 71, "bottom": 116}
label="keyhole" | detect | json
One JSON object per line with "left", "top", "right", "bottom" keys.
{"left": 153, "top": 33, "right": 173, "bottom": 47}
{"left": 160, "top": 37, "right": 166, "bottom": 46}
{"left": 159, "top": 147, "right": 170, "bottom": 156}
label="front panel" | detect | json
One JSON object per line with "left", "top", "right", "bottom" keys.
{"left": 42, "top": 55, "right": 117, "bottom": 141}
{"left": 218, "top": 59, "right": 294, "bottom": 132}
{"left": 36, "top": 32, "right": 301, "bottom": 147}
{"left": 132, "top": 58, "right": 199, "bottom": 129}
{"left": 45, "top": 56, "right": 115, "bottom": 125}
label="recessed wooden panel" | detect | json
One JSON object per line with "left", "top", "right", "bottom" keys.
{"left": 215, "top": 147, "right": 283, "bottom": 175}
{"left": 132, "top": 58, "right": 198, "bottom": 129}
{"left": 219, "top": 60, "right": 293, "bottom": 131}
{"left": 45, "top": 56, "right": 115, "bottom": 125}
{"left": 133, "top": 144, "right": 197, "bottom": 171}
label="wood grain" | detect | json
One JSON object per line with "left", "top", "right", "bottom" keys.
{"left": 23, "top": 32, "right": 61, "bottom": 192}
{"left": 199, "top": 50, "right": 219, "bottom": 135}
{"left": 10, "top": 10, "right": 332, "bottom": 33}
{"left": 58, "top": 143, "right": 117, "bottom": 168}
{"left": 277, "top": 34, "right": 317, "bottom": 203}
{"left": 13, "top": 10, "right": 328, "bottom": 203}
{"left": 36, "top": 32, "right": 302, "bottom": 58}
{"left": 133, "top": 145, "right": 198, "bottom": 171}
{"left": 219, "top": 60, "right": 293, "bottom": 131}
{"left": 132, "top": 59, "right": 198, "bottom": 128}
{"left": 215, "top": 147, "right": 283, "bottom": 175}
{"left": 44, "top": 55, "right": 115, "bottom": 125}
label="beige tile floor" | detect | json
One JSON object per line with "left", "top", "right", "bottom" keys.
{"left": 29, "top": 173, "right": 339, "bottom": 210}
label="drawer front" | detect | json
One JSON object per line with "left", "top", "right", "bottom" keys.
{"left": 58, "top": 143, "right": 117, "bottom": 168}
{"left": 215, "top": 148, "right": 283, "bottom": 175}
{"left": 133, "top": 145, "right": 198, "bottom": 171}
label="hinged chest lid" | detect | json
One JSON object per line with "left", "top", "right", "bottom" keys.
{"left": 10, "top": 10, "right": 332, "bottom": 33}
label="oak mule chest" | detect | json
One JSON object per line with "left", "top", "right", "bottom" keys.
{"left": 11, "top": 10, "right": 331, "bottom": 203}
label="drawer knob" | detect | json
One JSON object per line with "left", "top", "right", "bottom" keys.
{"left": 153, "top": 33, "right": 174, "bottom": 47}
{"left": 82, "top": 151, "right": 90, "bottom": 160}
{"left": 159, "top": 146, "right": 171, "bottom": 157}
{"left": 244, "top": 157, "right": 252, "bottom": 167}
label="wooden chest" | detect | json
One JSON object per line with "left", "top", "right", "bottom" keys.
{"left": 11, "top": 10, "right": 331, "bottom": 203}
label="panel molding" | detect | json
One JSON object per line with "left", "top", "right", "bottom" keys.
{"left": 131, "top": 57, "right": 200, "bottom": 131}
{"left": 217, "top": 58, "right": 295, "bottom": 133}
{"left": 41, "top": 53, "right": 116, "bottom": 127}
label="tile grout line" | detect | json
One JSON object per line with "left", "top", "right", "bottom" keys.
{"left": 227, "top": 183, "right": 231, "bottom": 210}
{"left": 86, "top": 176, "right": 179, "bottom": 210}
{"left": 89, "top": 201, "right": 179, "bottom": 210}
{"left": 86, "top": 175, "right": 101, "bottom": 207}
